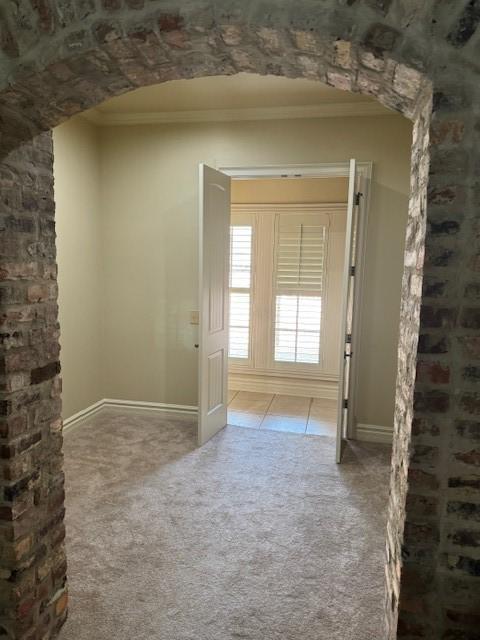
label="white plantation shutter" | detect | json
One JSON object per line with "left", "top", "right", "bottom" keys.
{"left": 229, "top": 223, "right": 253, "bottom": 359}
{"left": 229, "top": 225, "right": 252, "bottom": 288}
{"left": 229, "top": 293, "right": 250, "bottom": 358}
{"left": 274, "top": 213, "right": 328, "bottom": 364}
{"left": 275, "top": 216, "right": 327, "bottom": 292}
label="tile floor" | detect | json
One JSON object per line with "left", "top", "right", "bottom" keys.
{"left": 227, "top": 390, "right": 337, "bottom": 436}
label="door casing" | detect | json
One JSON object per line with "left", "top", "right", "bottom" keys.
{"left": 217, "top": 161, "right": 372, "bottom": 443}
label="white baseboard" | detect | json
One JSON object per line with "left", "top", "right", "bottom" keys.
{"left": 356, "top": 423, "right": 393, "bottom": 444}
{"left": 62, "top": 398, "right": 198, "bottom": 430}
{"left": 103, "top": 398, "right": 198, "bottom": 415}
{"left": 63, "top": 399, "right": 392, "bottom": 447}
{"left": 229, "top": 373, "right": 337, "bottom": 400}
{"left": 62, "top": 399, "right": 105, "bottom": 430}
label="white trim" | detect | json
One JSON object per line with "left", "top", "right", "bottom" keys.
{"left": 222, "top": 161, "right": 372, "bottom": 446}
{"left": 219, "top": 161, "right": 372, "bottom": 180}
{"left": 62, "top": 399, "right": 198, "bottom": 431}
{"left": 229, "top": 373, "right": 337, "bottom": 400}
{"left": 81, "top": 102, "right": 393, "bottom": 127}
{"left": 62, "top": 400, "right": 392, "bottom": 446}
{"left": 103, "top": 398, "right": 198, "bottom": 415}
{"left": 356, "top": 423, "right": 393, "bottom": 444}
{"left": 62, "top": 399, "right": 104, "bottom": 430}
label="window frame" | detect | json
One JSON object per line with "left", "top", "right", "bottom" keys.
{"left": 229, "top": 203, "right": 347, "bottom": 381}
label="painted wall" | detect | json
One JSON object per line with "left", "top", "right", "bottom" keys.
{"left": 53, "top": 118, "right": 103, "bottom": 419}
{"left": 54, "top": 113, "right": 412, "bottom": 430}
{"left": 98, "top": 116, "right": 411, "bottom": 428}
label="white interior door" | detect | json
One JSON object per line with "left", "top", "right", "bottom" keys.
{"left": 336, "top": 159, "right": 360, "bottom": 463}
{"left": 198, "top": 164, "right": 231, "bottom": 446}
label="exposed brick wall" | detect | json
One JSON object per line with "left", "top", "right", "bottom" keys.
{"left": 0, "top": 133, "right": 66, "bottom": 638}
{"left": 0, "top": 1, "right": 478, "bottom": 639}
{"left": 399, "top": 73, "right": 480, "bottom": 637}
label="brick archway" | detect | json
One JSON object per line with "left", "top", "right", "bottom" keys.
{"left": 0, "top": 3, "right": 478, "bottom": 639}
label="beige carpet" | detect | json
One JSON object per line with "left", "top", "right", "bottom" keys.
{"left": 60, "top": 410, "right": 391, "bottom": 640}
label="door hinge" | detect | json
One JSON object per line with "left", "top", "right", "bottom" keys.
{"left": 346, "top": 333, "right": 352, "bottom": 344}
{"left": 343, "top": 399, "right": 348, "bottom": 409}
{"left": 350, "top": 265, "right": 356, "bottom": 276}
{"left": 355, "top": 192, "right": 363, "bottom": 206}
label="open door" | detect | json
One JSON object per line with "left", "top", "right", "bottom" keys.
{"left": 336, "top": 159, "right": 360, "bottom": 463}
{"left": 198, "top": 164, "right": 231, "bottom": 446}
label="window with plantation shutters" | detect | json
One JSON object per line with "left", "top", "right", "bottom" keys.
{"left": 228, "top": 203, "right": 344, "bottom": 380}
{"left": 228, "top": 221, "right": 253, "bottom": 359}
{"left": 273, "top": 214, "right": 327, "bottom": 364}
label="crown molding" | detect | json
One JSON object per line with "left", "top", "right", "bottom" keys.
{"left": 80, "top": 101, "right": 395, "bottom": 126}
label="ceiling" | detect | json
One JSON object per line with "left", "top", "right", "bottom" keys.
{"left": 91, "top": 73, "right": 392, "bottom": 116}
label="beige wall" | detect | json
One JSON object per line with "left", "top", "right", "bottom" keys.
{"left": 54, "top": 113, "right": 412, "bottom": 429}
{"left": 53, "top": 118, "right": 103, "bottom": 419}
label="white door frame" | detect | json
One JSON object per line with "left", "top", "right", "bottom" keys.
{"left": 217, "top": 161, "right": 373, "bottom": 441}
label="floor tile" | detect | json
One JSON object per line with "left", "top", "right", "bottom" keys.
{"left": 227, "top": 393, "right": 337, "bottom": 437}
{"left": 227, "top": 410, "right": 263, "bottom": 429}
{"left": 260, "top": 415, "right": 307, "bottom": 433}
{"left": 307, "top": 417, "right": 336, "bottom": 436}
{"left": 229, "top": 391, "right": 274, "bottom": 413}
{"left": 268, "top": 394, "right": 311, "bottom": 417}
{"left": 310, "top": 398, "right": 337, "bottom": 420}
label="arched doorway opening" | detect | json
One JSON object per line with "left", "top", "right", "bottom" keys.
{"left": 53, "top": 72, "right": 414, "bottom": 639}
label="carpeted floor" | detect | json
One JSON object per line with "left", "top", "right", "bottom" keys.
{"left": 60, "top": 410, "right": 391, "bottom": 640}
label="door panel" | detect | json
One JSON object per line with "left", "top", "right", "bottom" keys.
{"left": 198, "top": 164, "right": 231, "bottom": 446}
{"left": 336, "top": 159, "right": 359, "bottom": 463}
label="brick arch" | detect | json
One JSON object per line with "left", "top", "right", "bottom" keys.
{"left": 0, "top": 2, "right": 478, "bottom": 639}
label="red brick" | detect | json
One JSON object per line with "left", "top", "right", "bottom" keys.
{"left": 420, "top": 306, "right": 457, "bottom": 329}
{"left": 26, "top": 285, "right": 50, "bottom": 303}
{"left": 414, "top": 390, "right": 450, "bottom": 413}
{"left": 416, "top": 360, "right": 450, "bottom": 384}
{"left": 455, "top": 449, "right": 480, "bottom": 466}
{"left": 430, "top": 120, "right": 465, "bottom": 145}
{"left": 158, "top": 13, "right": 184, "bottom": 32}
{"left": 102, "top": 0, "right": 121, "bottom": 9}
{"left": 408, "top": 468, "right": 440, "bottom": 491}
